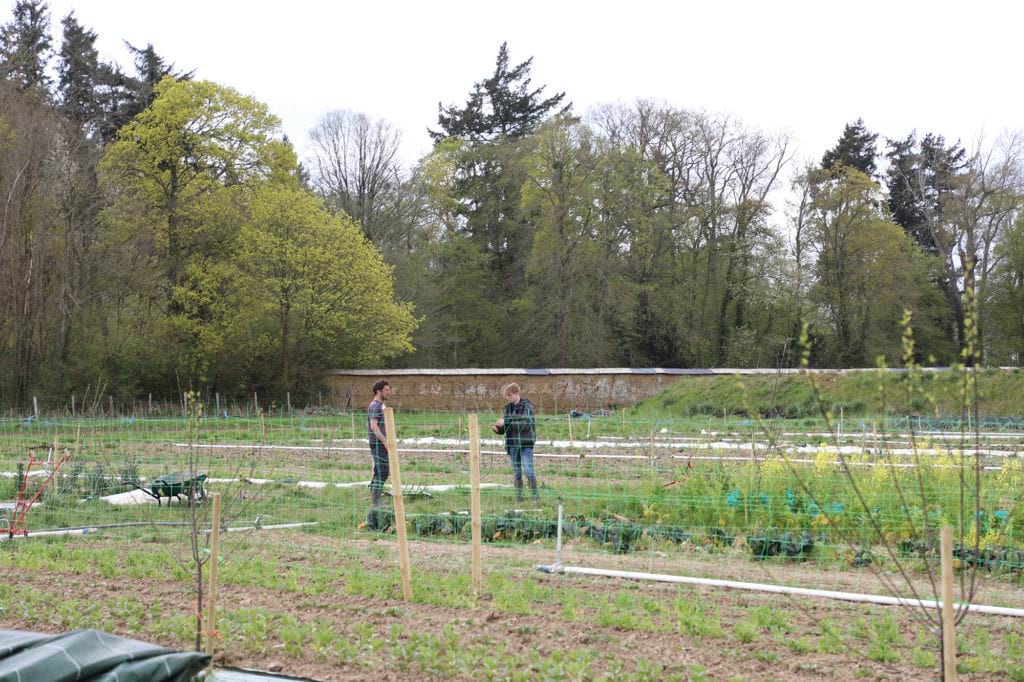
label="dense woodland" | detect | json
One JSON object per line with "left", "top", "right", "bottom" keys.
{"left": 2, "top": 1, "right": 1023, "bottom": 407}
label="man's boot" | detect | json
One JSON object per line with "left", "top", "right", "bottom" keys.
{"left": 366, "top": 487, "right": 383, "bottom": 529}
{"left": 514, "top": 478, "right": 524, "bottom": 502}
{"left": 528, "top": 478, "right": 540, "bottom": 500}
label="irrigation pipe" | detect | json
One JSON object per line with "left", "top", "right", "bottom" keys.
{"left": 669, "top": 455, "right": 1004, "bottom": 471}
{"left": 1, "top": 520, "right": 317, "bottom": 541}
{"left": 535, "top": 564, "right": 1024, "bottom": 618}
{"left": 175, "top": 439, "right": 1018, "bottom": 459}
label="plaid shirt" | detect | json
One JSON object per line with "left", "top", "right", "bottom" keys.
{"left": 499, "top": 398, "right": 536, "bottom": 449}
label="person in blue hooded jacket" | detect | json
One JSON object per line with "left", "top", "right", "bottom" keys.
{"left": 492, "top": 382, "right": 539, "bottom": 501}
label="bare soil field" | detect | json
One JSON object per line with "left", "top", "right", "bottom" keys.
{"left": 2, "top": 531, "right": 1022, "bottom": 681}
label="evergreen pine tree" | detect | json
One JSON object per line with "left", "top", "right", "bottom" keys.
{"left": 821, "top": 118, "right": 879, "bottom": 177}
{"left": 57, "top": 12, "right": 133, "bottom": 141}
{"left": 431, "top": 41, "right": 570, "bottom": 143}
{"left": 0, "top": 0, "right": 52, "bottom": 93}
{"left": 885, "top": 131, "right": 966, "bottom": 254}
{"left": 118, "top": 41, "right": 194, "bottom": 123}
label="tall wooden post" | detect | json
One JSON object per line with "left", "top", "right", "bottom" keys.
{"left": 568, "top": 413, "right": 573, "bottom": 443}
{"left": 206, "top": 493, "right": 223, "bottom": 672}
{"left": 385, "top": 407, "right": 412, "bottom": 600}
{"left": 469, "top": 414, "right": 482, "bottom": 592}
{"left": 940, "top": 526, "right": 958, "bottom": 681}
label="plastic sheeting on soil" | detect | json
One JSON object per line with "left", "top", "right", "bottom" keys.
{"left": 211, "top": 666, "right": 322, "bottom": 681}
{"left": 0, "top": 628, "right": 209, "bottom": 681}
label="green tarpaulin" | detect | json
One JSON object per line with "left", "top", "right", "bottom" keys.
{"left": 0, "top": 629, "right": 210, "bottom": 682}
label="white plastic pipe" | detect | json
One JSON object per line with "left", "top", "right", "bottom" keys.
{"left": 535, "top": 564, "right": 1024, "bottom": 618}
{"left": 2, "top": 522, "right": 318, "bottom": 541}
{"left": 1, "top": 527, "right": 99, "bottom": 540}
{"left": 223, "top": 522, "right": 318, "bottom": 533}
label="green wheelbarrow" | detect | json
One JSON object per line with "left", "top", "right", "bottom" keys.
{"left": 135, "top": 471, "right": 207, "bottom": 507}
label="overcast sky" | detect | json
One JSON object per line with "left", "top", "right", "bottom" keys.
{"left": 30, "top": 0, "right": 1024, "bottom": 171}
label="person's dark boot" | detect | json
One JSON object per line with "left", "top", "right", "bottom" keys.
{"left": 528, "top": 478, "right": 540, "bottom": 500}
{"left": 514, "top": 478, "right": 524, "bottom": 502}
{"left": 366, "top": 487, "right": 384, "bottom": 530}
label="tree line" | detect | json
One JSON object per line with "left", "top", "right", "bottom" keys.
{"left": 0, "top": 1, "right": 414, "bottom": 406}
{"left": 2, "top": 2, "right": 1023, "bottom": 408}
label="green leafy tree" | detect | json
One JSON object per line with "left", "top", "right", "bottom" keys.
{"left": 804, "top": 165, "right": 942, "bottom": 366}
{"left": 403, "top": 236, "right": 506, "bottom": 367}
{"left": 519, "top": 119, "right": 611, "bottom": 365}
{"left": 100, "top": 76, "right": 294, "bottom": 294}
{"left": 98, "top": 77, "right": 296, "bottom": 388}
{"left": 984, "top": 214, "right": 1024, "bottom": 363}
{"left": 179, "top": 185, "right": 417, "bottom": 393}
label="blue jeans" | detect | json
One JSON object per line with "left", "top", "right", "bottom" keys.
{"left": 508, "top": 446, "right": 536, "bottom": 484}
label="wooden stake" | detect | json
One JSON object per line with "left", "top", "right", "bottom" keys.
{"left": 253, "top": 392, "right": 259, "bottom": 414}
{"left": 206, "top": 492, "right": 223, "bottom": 671}
{"left": 384, "top": 407, "right": 412, "bottom": 600}
{"left": 215, "top": 393, "right": 220, "bottom": 417}
{"left": 469, "top": 414, "right": 482, "bottom": 592}
{"left": 71, "top": 394, "right": 75, "bottom": 416}
{"left": 568, "top": 413, "right": 573, "bottom": 443}
{"left": 940, "top": 526, "right": 958, "bottom": 682}
{"left": 33, "top": 396, "right": 39, "bottom": 420}
{"left": 286, "top": 392, "right": 291, "bottom": 414}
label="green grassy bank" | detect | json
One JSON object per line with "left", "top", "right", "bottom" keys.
{"left": 632, "top": 368, "right": 1024, "bottom": 421}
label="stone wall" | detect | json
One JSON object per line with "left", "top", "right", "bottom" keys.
{"left": 326, "top": 369, "right": 698, "bottom": 413}
{"left": 324, "top": 366, "right": 985, "bottom": 414}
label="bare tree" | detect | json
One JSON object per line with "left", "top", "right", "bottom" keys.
{"left": 0, "top": 82, "right": 66, "bottom": 404}
{"left": 890, "top": 131, "right": 1024, "bottom": 360}
{"left": 945, "top": 132, "right": 1024, "bottom": 360}
{"left": 307, "top": 110, "right": 411, "bottom": 251}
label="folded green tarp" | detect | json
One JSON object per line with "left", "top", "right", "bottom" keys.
{"left": 0, "top": 629, "right": 210, "bottom": 682}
